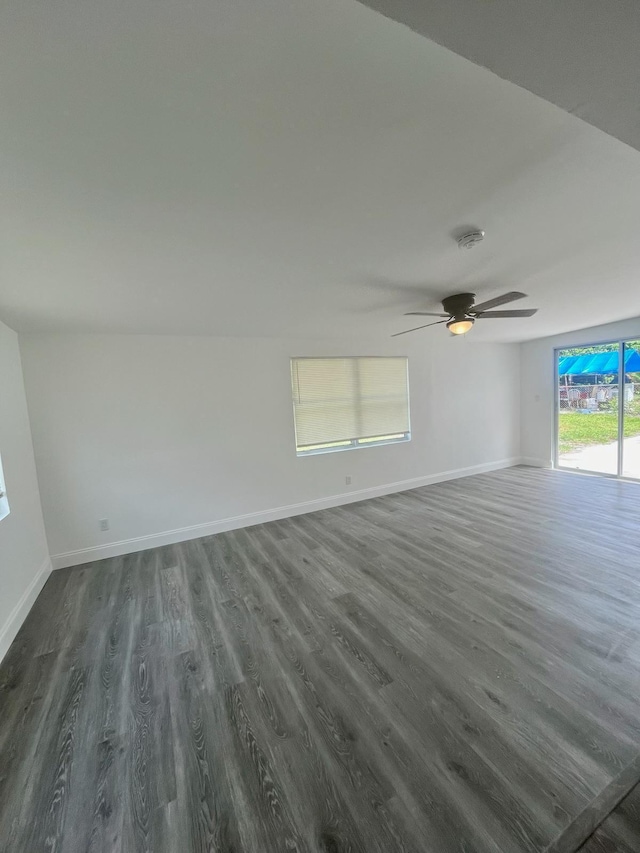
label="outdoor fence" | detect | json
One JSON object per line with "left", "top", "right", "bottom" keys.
{"left": 558, "top": 382, "right": 635, "bottom": 411}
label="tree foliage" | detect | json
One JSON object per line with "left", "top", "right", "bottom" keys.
{"left": 559, "top": 341, "right": 640, "bottom": 358}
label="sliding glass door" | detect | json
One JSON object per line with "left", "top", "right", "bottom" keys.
{"left": 556, "top": 340, "right": 640, "bottom": 479}
{"left": 556, "top": 344, "right": 619, "bottom": 475}
{"left": 622, "top": 339, "right": 640, "bottom": 479}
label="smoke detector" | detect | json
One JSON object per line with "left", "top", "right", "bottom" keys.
{"left": 456, "top": 230, "right": 485, "bottom": 250}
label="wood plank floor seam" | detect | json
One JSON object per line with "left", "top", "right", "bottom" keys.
{"left": 544, "top": 753, "right": 640, "bottom": 853}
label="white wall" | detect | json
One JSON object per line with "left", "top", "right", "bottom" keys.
{"left": 521, "top": 315, "right": 640, "bottom": 466}
{"left": 20, "top": 333, "right": 521, "bottom": 567}
{"left": 0, "top": 320, "right": 50, "bottom": 659}
{"left": 358, "top": 0, "right": 640, "bottom": 154}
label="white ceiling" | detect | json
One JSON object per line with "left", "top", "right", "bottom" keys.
{"left": 2, "top": 0, "right": 640, "bottom": 342}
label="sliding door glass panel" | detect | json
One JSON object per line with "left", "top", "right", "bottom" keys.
{"left": 557, "top": 344, "right": 618, "bottom": 475}
{"left": 621, "top": 339, "right": 640, "bottom": 480}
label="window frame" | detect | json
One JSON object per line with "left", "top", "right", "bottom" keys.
{"left": 0, "top": 453, "right": 9, "bottom": 522}
{"left": 290, "top": 356, "right": 411, "bottom": 457}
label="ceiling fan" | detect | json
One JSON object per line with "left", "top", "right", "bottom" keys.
{"left": 392, "top": 291, "right": 538, "bottom": 337}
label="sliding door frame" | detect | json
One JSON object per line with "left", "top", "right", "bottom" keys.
{"left": 617, "top": 343, "right": 625, "bottom": 477}
{"left": 553, "top": 336, "right": 636, "bottom": 481}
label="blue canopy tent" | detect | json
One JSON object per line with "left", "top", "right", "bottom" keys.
{"left": 558, "top": 349, "right": 640, "bottom": 377}
{"left": 558, "top": 348, "right": 640, "bottom": 410}
{"left": 564, "top": 355, "right": 598, "bottom": 376}
{"left": 557, "top": 355, "right": 581, "bottom": 375}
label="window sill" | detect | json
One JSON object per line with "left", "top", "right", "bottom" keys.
{"left": 296, "top": 435, "right": 410, "bottom": 457}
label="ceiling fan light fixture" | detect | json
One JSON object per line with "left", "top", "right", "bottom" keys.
{"left": 447, "top": 317, "right": 474, "bottom": 335}
{"left": 392, "top": 291, "right": 537, "bottom": 338}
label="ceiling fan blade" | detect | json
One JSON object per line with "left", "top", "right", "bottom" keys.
{"left": 391, "top": 319, "right": 448, "bottom": 337}
{"left": 404, "top": 311, "right": 449, "bottom": 317}
{"left": 476, "top": 308, "right": 538, "bottom": 318}
{"left": 472, "top": 291, "right": 527, "bottom": 313}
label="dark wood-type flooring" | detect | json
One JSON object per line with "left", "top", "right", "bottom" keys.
{"left": 577, "top": 780, "right": 640, "bottom": 852}
{"left": 2, "top": 467, "right": 640, "bottom": 852}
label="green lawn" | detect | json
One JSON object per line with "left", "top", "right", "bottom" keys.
{"left": 558, "top": 412, "right": 640, "bottom": 453}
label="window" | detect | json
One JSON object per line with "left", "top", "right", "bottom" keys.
{"left": 0, "top": 454, "right": 9, "bottom": 522}
{"left": 291, "top": 357, "right": 410, "bottom": 455}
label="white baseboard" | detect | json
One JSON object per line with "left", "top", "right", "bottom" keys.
{"left": 51, "top": 457, "right": 521, "bottom": 570}
{"left": 0, "top": 557, "right": 52, "bottom": 664}
{"left": 519, "top": 456, "right": 553, "bottom": 468}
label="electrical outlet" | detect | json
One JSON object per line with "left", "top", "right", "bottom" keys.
{"left": 99, "top": 518, "right": 109, "bottom": 532}
{"left": 345, "top": 475, "right": 352, "bottom": 485}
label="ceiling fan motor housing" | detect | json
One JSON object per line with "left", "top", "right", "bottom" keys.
{"left": 442, "top": 292, "right": 475, "bottom": 317}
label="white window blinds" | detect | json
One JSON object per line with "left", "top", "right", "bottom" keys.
{"left": 290, "top": 357, "right": 410, "bottom": 454}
